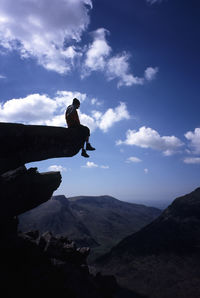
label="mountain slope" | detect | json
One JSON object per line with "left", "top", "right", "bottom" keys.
{"left": 96, "top": 188, "right": 200, "bottom": 298}
{"left": 19, "top": 195, "right": 161, "bottom": 260}
{"left": 19, "top": 195, "right": 98, "bottom": 247}
{"left": 69, "top": 195, "right": 160, "bottom": 256}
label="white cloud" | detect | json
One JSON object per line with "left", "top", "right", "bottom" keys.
{"left": 83, "top": 28, "right": 158, "bottom": 87}
{"left": 144, "top": 168, "right": 149, "bottom": 174}
{"left": 45, "top": 114, "right": 66, "bottom": 127}
{"left": 117, "top": 126, "right": 183, "bottom": 155}
{"left": 0, "top": 91, "right": 86, "bottom": 125}
{"left": 97, "top": 102, "right": 130, "bottom": 132}
{"left": 126, "top": 156, "right": 142, "bottom": 163}
{"left": 82, "top": 161, "right": 109, "bottom": 168}
{"left": 106, "top": 52, "right": 144, "bottom": 87}
{"left": 0, "top": 92, "right": 130, "bottom": 133}
{"left": 185, "top": 128, "right": 200, "bottom": 155}
{"left": 0, "top": 93, "right": 57, "bottom": 123}
{"left": 0, "top": 1, "right": 159, "bottom": 88}
{"left": 0, "top": 0, "right": 92, "bottom": 73}
{"left": 91, "top": 98, "right": 102, "bottom": 106}
{"left": 144, "top": 67, "right": 158, "bottom": 81}
{"left": 183, "top": 157, "right": 200, "bottom": 164}
{"left": 0, "top": 74, "right": 6, "bottom": 79}
{"left": 82, "top": 161, "right": 98, "bottom": 168}
{"left": 80, "top": 102, "right": 130, "bottom": 133}
{"left": 91, "top": 111, "right": 102, "bottom": 120}
{"left": 55, "top": 90, "right": 86, "bottom": 111}
{"left": 79, "top": 112, "right": 97, "bottom": 132}
{"left": 48, "top": 165, "right": 67, "bottom": 172}
{"left": 83, "top": 28, "right": 111, "bottom": 75}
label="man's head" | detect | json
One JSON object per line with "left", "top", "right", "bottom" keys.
{"left": 73, "top": 98, "right": 80, "bottom": 109}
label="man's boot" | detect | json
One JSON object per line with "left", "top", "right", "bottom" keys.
{"left": 86, "top": 143, "right": 96, "bottom": 151}
{"left": 81, "top": 149, "right": 89, "bottom": 158}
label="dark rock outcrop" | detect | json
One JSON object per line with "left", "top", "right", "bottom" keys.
{"left": 1, "top": 229, "right": 119, "bottom": 296}
{"left": 0, "top": 122, "right": 88, "bottom": 174}
{"left": 0, "top": 122, "right": 135, "bottom": 296}
{"left": 0, "top": 166, "right": 61, "bottom": 220}
{"left": 0, "top": 122, "right": 86, "bottom": 228}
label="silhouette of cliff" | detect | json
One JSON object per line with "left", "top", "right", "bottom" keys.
{"left": 0, "top": 122, "right": 141, "bottom": 297}
{"left": 0, "top": 122, "right": 88, "bottom": 174}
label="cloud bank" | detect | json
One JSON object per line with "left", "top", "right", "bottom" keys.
{"left": 0, "top": 1, "right": 158, "bottom": 87}
{"left": 0, "top": 91, "right": 130, "bottom": 133}
{"left": 0, "top": 0, "right": 92, "bottom": 73}
{"left": 117, "top": 126, "right": 183, "bottom": 156}
{"left": 82, "top": 28, "right": 158, "bottom": 87}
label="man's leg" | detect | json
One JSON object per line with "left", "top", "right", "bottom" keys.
{"left": 80, "top": 125, "right": 95, "bottom": 157}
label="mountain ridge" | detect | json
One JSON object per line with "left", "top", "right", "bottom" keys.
{"left": 19, "top": 194, "right": 161, "bottom": 261}
{"left": 95, "top": 187, "right": 200, "bottom": 298}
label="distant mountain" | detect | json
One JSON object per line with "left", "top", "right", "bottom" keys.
{"left": 96, "top": 188, "right": 200, "bottom": 298}
{"left": 18, "top": 195, "right": 161, "bottom": 261}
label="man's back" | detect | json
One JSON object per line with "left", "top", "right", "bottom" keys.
{"left": 65, "top": 104, "right": 80, "bottom": 127}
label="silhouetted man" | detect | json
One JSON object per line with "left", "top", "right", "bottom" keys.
{"left": 65, "top": 98, "right": 95, "bottom": 158}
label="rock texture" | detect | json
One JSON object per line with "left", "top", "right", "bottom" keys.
{"left": 0, "top": 122, "right": 88, "bottom": 174}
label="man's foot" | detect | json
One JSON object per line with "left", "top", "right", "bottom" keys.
{"left": 81, "top": 149, "right": 89, "bottom": 158}
{"left": 86, "top": 143, "right": 96, "bottom": 151}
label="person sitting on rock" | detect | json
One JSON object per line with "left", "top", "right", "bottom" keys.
{"left": 65, "top": 98, "right": 95, "bottom": 158}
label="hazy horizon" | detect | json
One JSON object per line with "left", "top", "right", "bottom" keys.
{"left": 53, "top": 190, "right": 186, "bottom": 209}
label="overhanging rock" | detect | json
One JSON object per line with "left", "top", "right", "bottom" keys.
{"left": 0, "top": 166, "right": 62, "bottom": 219}
{"left": 0, "top": 122, "right": 88, "bottom": 174}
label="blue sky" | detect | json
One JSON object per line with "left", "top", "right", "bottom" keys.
{"left": 0, "top": 0, "right": 200, "bottom": 208}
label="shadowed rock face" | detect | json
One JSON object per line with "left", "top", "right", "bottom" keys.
{"left": 0, "top": 166, "right": 62, "bottom": 219}
{"left": 0, "top": 122, "right": 86, "bottom": 221}
{"left": 95, "top": 188, "right": 200, "bottom": 298}
{"left": 97, "top": 187, "right": 200, "bottom": 259}
{"left": 0, "top": 122, "right": 88, "bottom": 174}
{"left": 0, "top": 122, "right": 139, "bottom": 296}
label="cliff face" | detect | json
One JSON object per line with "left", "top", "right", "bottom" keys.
{"left": 0, "top": 122, "right": 134, "bottom": 296}
{"left": 0, "top": 122, "right": 88, "bottom": 174}
{"left": 1, "top": 166, "right": 61, "bottom": 219}
{"left": 0, "top": 122, "right": 89, "bottom": 221}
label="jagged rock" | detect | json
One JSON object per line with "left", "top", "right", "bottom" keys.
{"left": 0, "top": 122, "right": 88, "bottom": 174}
{"left": 38, "top": 231, "right": 90, "bottom": 265}
{"left": 0, "top": 166, "right": 61, "bottom": 220}
{"left": 25, "top": 230, "right": 40, "bottom": 240}
{"left": 77, "top": 247, "right": 90, "bottom": 257}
